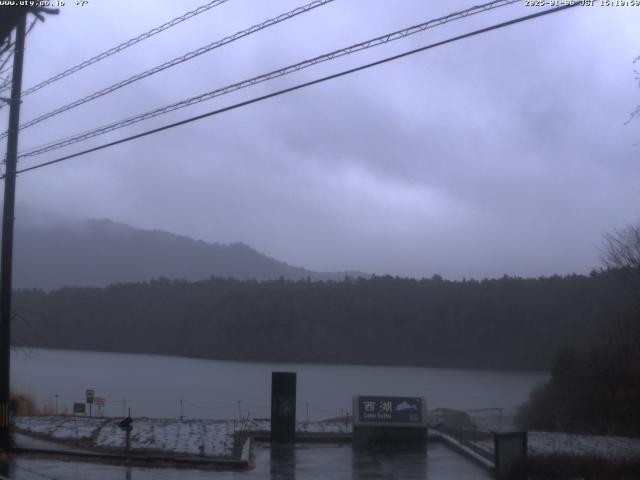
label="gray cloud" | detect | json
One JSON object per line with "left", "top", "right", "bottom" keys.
{"left": 2, "top": 0, "right": 639, "bottom": 279}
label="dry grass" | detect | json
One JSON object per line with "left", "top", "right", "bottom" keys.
{"left": 10, "top": 390, "right": 39, "bottom": 416}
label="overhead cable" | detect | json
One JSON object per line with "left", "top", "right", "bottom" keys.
{"left": 0, "top": 43, "right": 13, "bottom": 74}
{"left": 17, "top": 0, "right": 520, "bottom": 158}
{"left": 0, "top": 0, "right": 335, "bottom": 139}
{"left": 8, "top": 4, "right": 580, "bottom": 177}
{"left": 0, "top": 0, "right": 231, "bottom": 97}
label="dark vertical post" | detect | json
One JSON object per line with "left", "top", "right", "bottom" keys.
{"left": 0, "top": 15, "right": 26, "bottom": 452}
{"left": 494, "top": 431, "right": 528, "bottom": 480}
{"left": 271, "top": 372, "right": 296, "bottom": 443}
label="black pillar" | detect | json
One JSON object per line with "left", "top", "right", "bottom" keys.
{"left": 271, "top": 372, "right": 296, "bottom": 443}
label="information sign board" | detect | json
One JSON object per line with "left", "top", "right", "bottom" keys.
{"left": 73, "top": 402, "right": 85, "bottom": 414}
{"left": 353, "top": 395, "right": 425, "bottom": 426}
{"left": 86, "top": 389, "right": 94, "bottom": 404}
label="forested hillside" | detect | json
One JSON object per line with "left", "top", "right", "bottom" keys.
{"left": 13, "top": 218, "right": 364, "bottom": 289}
{"left": 12, "top": 272, "right": 627, "bottom": 370}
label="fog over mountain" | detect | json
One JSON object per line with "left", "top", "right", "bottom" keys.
{"left": 1, "top": 2, "right": 637, "bottom": 281}
{"left": 13, "top": 217, "right": 365, "bottom": 290}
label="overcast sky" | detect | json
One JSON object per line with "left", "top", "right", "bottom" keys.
{"left": 1, "top": 0, "right": 639, "bottom": 279}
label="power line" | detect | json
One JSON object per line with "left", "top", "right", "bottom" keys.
{"left": 0, "top": 55, "right": 12, "bottom": 75}
{"left": 0, "top": 41, "right": 13, "bottom": 75}
{"left": 0, "top": 74, "right": 11, "bottom": 93}
{"left": 25, "top": 16, "right": 38, "bottom": 37}
{"left": 0, "top": 0, "right": 335, "bottom": 139}
{"left": 0, "top": 0, "right": 231, "bottom": 98}
{"left": 17, "top": 0, "right": 520, "bottom": 159}
{"left": 0, "top": 17, "right": 36, "bottom": 91}
{"left": 0, "top": 44, "right": 13, "bottom": 70}
{"left": 16, "top": 0, "right": 518, "bottom": 156}
{"left": 8, "top": 4, "right": 579, "bottom": 178}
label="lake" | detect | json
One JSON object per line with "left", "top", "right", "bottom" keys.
{"left": 11, "top": 348, "right": 547, "bottom": 421}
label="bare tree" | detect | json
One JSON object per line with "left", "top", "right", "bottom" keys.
{"left": 601, "top": 222, "right": 640, "bottom": 349}
{"left": 627, "top": 56, "right": 640, "bottom": 127}
{"left": 603, "top": 223, "right": 640, "bottom": 271}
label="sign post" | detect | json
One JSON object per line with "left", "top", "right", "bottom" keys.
{"left": 352, "top": 395, "right": 427, "bottom": 447}
{"left": 73, "top": 403, "right": 86, "bottom": 416}
{"left": 86, "top": 389, "right": 94, "bottom": 417}
{"left": 94, "top": 397, "right": 105, "bottom": 417}
{"left": 118, "top": 414, "right": 133, "bottom": 453}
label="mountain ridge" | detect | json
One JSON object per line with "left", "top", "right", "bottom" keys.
{"left": 13, "top": 217, "right": 367, "bottom": 290}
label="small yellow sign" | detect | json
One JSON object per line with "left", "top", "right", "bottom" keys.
{"left": 86, "top": 389, "right": 95, "bottom": 404}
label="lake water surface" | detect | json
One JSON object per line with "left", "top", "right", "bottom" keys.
{"left": 11, "top": 348, "right": 547, "bottom": 421}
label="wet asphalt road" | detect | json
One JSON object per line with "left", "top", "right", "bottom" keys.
{"left": 3, "top": 441, "right": 491, "bottom": 479}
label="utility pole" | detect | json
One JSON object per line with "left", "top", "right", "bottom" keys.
{"left": 0, "top": 15, "right": 26, "bottom": 452}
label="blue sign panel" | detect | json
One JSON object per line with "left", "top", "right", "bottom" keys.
{"left": 357, "top": 396, "right": 423, "bottom": 424}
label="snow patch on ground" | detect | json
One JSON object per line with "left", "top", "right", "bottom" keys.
{"left": 14, "top": 416, "right": 352, "bottom": 459}
{"left": 13, "top": 415, "right": 105, "bottom": 440}
{"left": 94, "top": 418, "right": 236, "bottom": 456}
{"left": 470, "top": 431, "right": 640, "bottom": 460}
{"left": 14, "top": 416, "right": 237, "bottom": 457}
